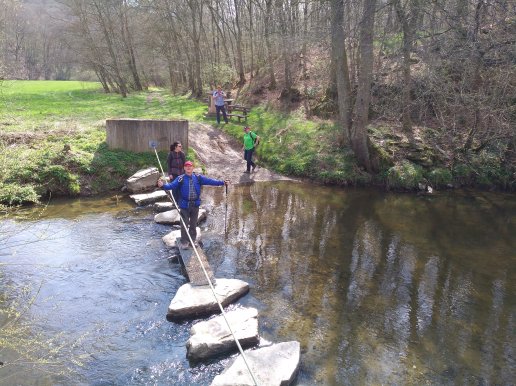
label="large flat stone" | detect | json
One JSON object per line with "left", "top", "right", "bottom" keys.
{"left": 125, "top": 167, "right": 160, "bottom": 193}
{"left": 168, "top": 279, "right": 249, "bottom": 320}
{"left": 162, "top": 228, "right": 201, "bottom": 247}
{"left": 130, "top": 190, "right": 168, "bottom": 206}
{"left": 187, "top": 307, "right": 259, "bottom": 361}
{"left": 211, "top": 341, "right": 300, "bottom": 386}
{"left": 154, "top": 208, "right": 207, "bottom": 225}
{"left": 154, "top": 202, "right": 175, "bottom": 212}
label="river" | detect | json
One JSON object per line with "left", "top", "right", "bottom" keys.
{"left": 1, "top": 182, "right": 514, "bottom": 385}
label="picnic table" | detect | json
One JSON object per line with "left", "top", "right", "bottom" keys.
{"left": 205, "top": 92, "right": 249, "bottom": 122}
{"left": 227, "top": 104, "right": 250, "bottom": 122}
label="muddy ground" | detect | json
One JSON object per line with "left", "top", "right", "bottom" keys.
{"left": 188, "top": 122, "right": 294, "bottom": 185}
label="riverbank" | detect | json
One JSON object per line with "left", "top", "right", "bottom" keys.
{"left": 1, "top": 80, "right": 513, "bottom": 208}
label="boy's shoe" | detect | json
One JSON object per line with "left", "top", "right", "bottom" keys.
{"left": 180, "top": 241, "right": 190, "bottom": 250}
{"left": 252, "top": 165, "right": 256, "bottom": 172}
{"left": 243, "top": 170, "right": 250, "bottom": 174}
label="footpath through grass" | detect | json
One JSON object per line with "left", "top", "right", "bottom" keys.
{"left": 0, "top": 80, "right": 360, "bottom": 207}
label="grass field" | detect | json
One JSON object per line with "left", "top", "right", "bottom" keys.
{"left": 0, "top": 80, "right": 362, "bottom": 207}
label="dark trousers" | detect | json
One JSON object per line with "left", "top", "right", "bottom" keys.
{"left": 215, "top": 105, "right": 228, "bottom": 124}
{"left": 179, "top": 206, "right": 199, "bottom": 243}
{"left": 244, "top": 148, "right": 255, "bottom": 172}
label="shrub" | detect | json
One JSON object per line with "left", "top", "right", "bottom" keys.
{"left": 428, "top": 168, "right": 453, "bottom": 188}
{"left": 40, "top": 165, "right": 81, "bottom": 196}
{"left": 452, "top": 163, "right": 474, "bottom": 186}
{"left": 387, "top": 161, "right": 423, "bottom": 190}
{"left": 0, "top": 183, "right": 39, "bottom": 206}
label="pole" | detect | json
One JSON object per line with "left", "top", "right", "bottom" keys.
{"left": 224, "top": 184, "right": 228, "bottom": 236}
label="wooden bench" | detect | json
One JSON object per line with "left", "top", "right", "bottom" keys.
{"left": 227, "top": 113, "right": 247, "bottom": 122}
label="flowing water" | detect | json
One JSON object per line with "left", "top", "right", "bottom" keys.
{"left": 0, "top": 182, "right": 514, "bottom": 385}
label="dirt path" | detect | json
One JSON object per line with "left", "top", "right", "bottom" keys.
{"left": 188, "top": 122, "right": 294, "bottom": 185}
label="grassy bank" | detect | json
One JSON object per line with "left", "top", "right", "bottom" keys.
{"left": 1, "top": 81, "right": 513, "bottom": 207}
{"left": 0, "top": 81, "right": 207, "bottom": 207}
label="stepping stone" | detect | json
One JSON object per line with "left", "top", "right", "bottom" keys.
{"left": 154, "top": 208, "right": 207, "bottom": 225}
{"left": 168, "top": 279, "right": 249, "bottom": 320}
{"left": 162, "top": 228, "right": 201, "bottom": 247}
{"left": 125, "top": 167, "right": 160, "bottom": 193}
{"left": 211, "top": 341, "right": 300, "bottom": 386}
{"left": 187, "top": 307, "right": 259, "bottom": 361}
{"left": 154, "top": 202, "right": 175, "bottom": 212}
{"left": 130, "top": 190, "right": 168, "bottom": 206}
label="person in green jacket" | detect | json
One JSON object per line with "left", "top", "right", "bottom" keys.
{"left": 243, "top": 126, "right": 260, "bottom": 173}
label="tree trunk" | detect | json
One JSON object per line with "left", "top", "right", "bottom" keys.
{"left": 393, "top": 0, "right": 421, "bottom": 133}
{"left": 276, "top": 0, "right": 292, "bottom": 94}
{"left": 264, "top": 0, "right": 277, "bottom": 89}
{"left": 233, "top": 0, "right": 246, "bottom": 85}
{"left": 351, "top": 0, "right": 377, "bottom": 172}
{"left": 120, "top": 0, "right": 143, "bottom": 91}
{"left": 92, "top": 0, "right": 127, "bottom": 97}
{"left": 248, "top": 0, "right": 254, "bottom": 79}
{"left": 332, "top": 0, "right": 352, "bottom": 140}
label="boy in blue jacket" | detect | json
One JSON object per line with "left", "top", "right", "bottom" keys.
{"left": 158, "top": 161, "right": 229, "bottom": 249}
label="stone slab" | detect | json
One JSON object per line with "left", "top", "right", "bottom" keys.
{"left": 130, "top": 190, "right": 168, "bottom": 206}
{"left": 211, "top": 341, "right": 300, "bottom": 386}
{"left": 168, "top": 279, "right": 249, "bottom": 320}
{"left": 187, "top": 307, "right": 259, "bottom": 361}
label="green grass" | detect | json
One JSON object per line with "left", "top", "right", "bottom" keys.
{"left": 224, "top": 106, "right": 363, "bottom": 182}
{"left": 0, "top": 80, "right": 207, "bottom": 132}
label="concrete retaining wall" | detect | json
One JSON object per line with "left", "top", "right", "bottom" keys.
{"left": 106, "top": 119, "right": 188, "bottom": 153}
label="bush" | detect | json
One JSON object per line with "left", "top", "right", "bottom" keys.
{"left": 428, "top": 168, "right": 453, "bottom": 188}
{"left": 387, "top": 161, "right": 424, "bottom": 190}
{"left": 452, "top": 163, "right": 474, "bottom": 186}
{"left": 40, "top": 165, "right": 81, "bottom": 196}
{"left": 0, "top": 183, "right": 39, "bottom": 206}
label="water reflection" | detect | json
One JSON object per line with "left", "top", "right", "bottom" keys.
{"left": 1, "top": 186, "right": 514, "bottom": 385}
{"left": 218, "top": 183, "right": 515, "bottom": 385}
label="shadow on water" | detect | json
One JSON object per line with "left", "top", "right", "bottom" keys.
{"left": 1, "top": 185, "right": 515, "bottom": 385}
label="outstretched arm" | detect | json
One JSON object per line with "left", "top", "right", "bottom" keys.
{"left": 199, "top": 175, "right": 229, "bottom": 186}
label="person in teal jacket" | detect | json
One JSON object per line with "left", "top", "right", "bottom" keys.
{"left": 158, "top": 161, "right": 229, "bottom": 249}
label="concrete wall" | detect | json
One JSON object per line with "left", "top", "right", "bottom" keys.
{"left": 106, "top": 119, "right": 188, "bottom": 153}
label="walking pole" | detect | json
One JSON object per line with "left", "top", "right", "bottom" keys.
{"left": 224, "top": 183, "right": 228, "bottom": 237}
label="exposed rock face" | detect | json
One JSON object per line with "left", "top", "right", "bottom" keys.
{"left": 125, "top": 167, "right": 160, "bottom": 193}
{"left": 155, "top": 208, "right": 207, "bottom": 225}
{"left": 130, "top": 190, "right": 168, "bottom": 206}
{"left": 211, "top": 341, "right": 301, "bottom": 386}
{"left": 187, "top": 307, "right": 259, "bottom": 361}
{"left": 168, "top": 279, "right": 250, "bottom": 320}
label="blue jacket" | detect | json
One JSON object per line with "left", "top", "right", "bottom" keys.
{"left": 162, "top": 173, "right": 224, "bottom": 208}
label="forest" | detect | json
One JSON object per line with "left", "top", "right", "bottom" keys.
{"left": 1, "top": 0, "right": 515, "bottom": 192}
